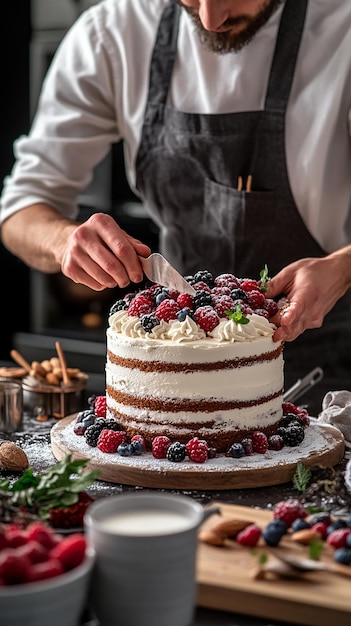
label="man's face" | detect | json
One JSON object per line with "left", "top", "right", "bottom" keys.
{"left": 177, "top": 0, "right": 283, "bottom": 53}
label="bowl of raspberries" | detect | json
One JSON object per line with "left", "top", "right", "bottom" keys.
{"left": 0, "top": 520, "right": 94, "bottom": 626}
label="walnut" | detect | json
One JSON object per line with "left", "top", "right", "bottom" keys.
{"left": 0, "top": 441, "right": 29, "bottom": 472}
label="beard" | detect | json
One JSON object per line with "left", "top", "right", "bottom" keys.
{"left": 177, "top": 0, "right": 284, "bottom": 54}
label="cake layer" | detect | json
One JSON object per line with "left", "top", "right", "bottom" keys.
{"left": 106, "top": 311, "right": 284, "bottom": 452}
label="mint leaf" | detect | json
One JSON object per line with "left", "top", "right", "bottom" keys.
{"left": 259, "top": 265, "right": 270, "bottom": 292}
{"left": 225, "top": 304, "right": 250, "bottom": 325}
{"left": 1, "top": 454, "right": 99, "bottom": 521}
{"left": 292, "top": 461, "right": 312, "bottom": 492}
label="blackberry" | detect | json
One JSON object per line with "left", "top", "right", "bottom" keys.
{"left": 230, "top": 288, "right": 248, "bottom": 303}
{"left": 193, "top": 290, "right": 213, "bottom": 309}
{"left": 166, "top": 441, "right": 187, "bottom": 462}
{"left": 104, "top": 418, "right": 122, "bottom": 431}
{"left": 281, "top": 425, "right": 305, "bottom": 447}
{"left": 75, "top": 408, "right": 95, "bottom": 423}
{"left": 109, "top": 299, "right": 128, "bottom": 316}
{"left": 184, "top": 275, "right": 196, "bottom": 285}
{"left": 87, "top": 395, "right": 97, "bottom": 410}
{"left": 279, "top": 413, "right": 304, "bottom": 428}
{"left": 84, "top": 419, "right": 107, "bottom": 447}
{"left": 140, "top": 314, "right": 159, "bottom": 333}
{"left": 193, "top": 270, "right": 216, "bottom": 288}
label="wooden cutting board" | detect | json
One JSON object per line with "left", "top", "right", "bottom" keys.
{"left": 51, "top": 415, "right": 345, "bottom": 489}
{"left": 196, "top": 504, "right": 351, "bottom": 626}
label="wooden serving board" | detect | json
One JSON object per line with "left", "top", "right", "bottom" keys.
{"left": 196, "top": 504, "right": 351, "bottom": 626}
{"left": 51, "top": 415, "right": 345, "bottom": 490}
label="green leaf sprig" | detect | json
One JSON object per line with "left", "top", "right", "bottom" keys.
{"left": 259, "top": 264, "right": 270, "bottom": 292}
{"left": 225, "top": 304, "right": 250, "bottom": 325}
{"left": 292, "top": 461, "right": 312, "bottom": 493}
{"left": 0, "top": 454, "right": 99, "bottom": 521}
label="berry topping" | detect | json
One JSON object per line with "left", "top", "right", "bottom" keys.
{"left": 97, "top": 429, "right": 127, "bottom": 453}
{"left": 166, "top": 441, "right": 187, "bottom": 462}
{"left": 154, "top": 299, "right": 180, "bottom": 322}
{"left": 194, "top": 306, "right": 220, "bottom": 333}
{"left": 236, "top": 524, "right": 262, "bottom": 547}
{"left": 94, "top": 395, "right": 107, "bottom": 418}
{"left": 152, "top": 436, "right": 171, "bottom": 459}
{"left": 273, "top": 499, "right": 307, "bottom": 527}
{"left": 251, "top": 431, "right": 268, "bottom": 454}
{"left": 127, "top": 295, "right": 153, "bottom": 317}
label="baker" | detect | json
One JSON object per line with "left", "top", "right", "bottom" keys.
{"left": 1, "top": 0, "right": 351, "bottom": 414}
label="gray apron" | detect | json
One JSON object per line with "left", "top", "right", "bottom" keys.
{"left": 135, "top": 0, "right": 351, "bottom": 414}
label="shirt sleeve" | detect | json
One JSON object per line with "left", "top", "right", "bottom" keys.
{"left": 0, "top": 9, "right": 121, "bottom": 222}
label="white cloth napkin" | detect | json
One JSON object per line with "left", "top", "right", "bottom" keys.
{"left": 318, "top": 390, "right": 351, "bottom": 449}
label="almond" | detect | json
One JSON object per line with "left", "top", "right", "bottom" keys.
{"left": 0, "top": 441, "right": 29, "bottom": 472}
{"left": 211, "top": 518, "right": 254, "bottom": 539}
{"left": 290, "top": 528, "right": 322, "bottom": 545}
{"left": 198, "top": 530, "right": 225, "bottom": 546}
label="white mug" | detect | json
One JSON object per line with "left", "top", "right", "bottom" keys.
{"left": 84, "top": 492, "right": 219, "bottom": 626}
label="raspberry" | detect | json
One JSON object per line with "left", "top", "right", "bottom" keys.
{"left": 97, "top": 429, "right": 127, "bottom": 453}
{"left": 246, "top": 289, "right": 266, "bottom": 309}
{"left": 127, "top": 295, "right": 153, "bottom": 317}
{"left": 0, "top": 550, "right": 32, "bottom": 584}
{"left": 273, "top": 499, "right": 307, "bottom": 527}
{"left": 94, "top": 395, "right": 107, "bottom": 417}
{"left": 195, "top": 305, "right": 220, "bottom": 333}
{"left": 177, "top": 293, "right": 193, "bottom": 309}
{"left": 263, "top": 298, "right": 279, "bottom": 317}
{"left": 326, "top": 528, "right": 351, "bottom": 549}
{"left": 215, "top": 273, "right": 240, "bottom": 289}
{"left": 311, "top": 522, "right": 328, "bottom": 540}
{"left": 211, "top": 286, "right": 231, "bottom": 297}
{"left": 152, "top": 436, "right": 171, "bottom": 459}
{"left": 49, "top": 493, "right": 94, "bottom": 530}
{"left": 214, "top": 295, "right": 235, "bottom": 318}
{"left": 154, "top": 299, "right": 180, "bottom": 322}
{"left": 193, "top": 281, "right": 212, "bottom": 293}
{"left": 50, "top": 534, "right": 87, "bottom": 571}
{"left": 236, "top": 524, "right": 261, "bottom": 547}
{"left": 240, "top": 278, "right": 260, "bottom": 292}
{"left": 251, "top": 431, "right": 268, "bottom": 454}
{"left": 16, "top": 540, "right": 48, "bottom": 564}
{"left": 254, "top": 308, "right": 270, "bottom": 319}
{"left": 186, "top": 438, "right": 208, "bottom": 463}
{"left": 25, "top": 521, "right": 58, "bottom": 550}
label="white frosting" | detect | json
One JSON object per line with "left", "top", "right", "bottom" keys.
{"left": 106, "top": 308, "right": 283, "bottom": 441}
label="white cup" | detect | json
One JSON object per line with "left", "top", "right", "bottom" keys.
{"left": 0, "top": 380, "right": 23, "bottom": 434}
{"left": 84, "top": 492, "right": 219, "bottom": 626}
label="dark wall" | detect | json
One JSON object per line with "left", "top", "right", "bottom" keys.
{"left": 0, "top": 4, "right": 31, "bottom": 359}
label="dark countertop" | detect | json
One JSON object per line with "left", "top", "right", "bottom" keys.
{"left": 2, "top": 412, "right": 350, "bottom": 626}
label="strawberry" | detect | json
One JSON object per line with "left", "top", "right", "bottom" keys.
{"left": 236, "top": 524, "right": 261, "bottom": 547}
{"left": 25, "top": 521, "right": 58, "bottom": 549}
{"left": 50, "top": 534, "right": 87, "bottom": 572}
{"left": 17, "top": 540, "right": 49, "bottom": 564}
{"left": 0, "top": 550, "right": 31, "bottom": 584}
{"left": 5, "top": 526, "right": 28, "bottom": 548}
{"left": 28, "top": 558, "right": 65, "bottom": 582}
{"left": 273, "top": 499, "right": 307, "bottom": 528}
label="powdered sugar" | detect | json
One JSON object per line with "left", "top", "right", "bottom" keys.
{"left": 51, "top": 417, "right": 345, "bottom": 490}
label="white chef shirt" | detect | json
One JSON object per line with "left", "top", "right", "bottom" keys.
{"left": 1, "top": 0, "right": 351, "bottom": 255}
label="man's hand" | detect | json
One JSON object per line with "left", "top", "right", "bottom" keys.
{"left": 265, "top": 251, "right": 351, "bottom": 342}
{"left": 59, "top": 213, "right": 151, "bottom": 290}
{"left": 1, "top": 205, "right": 151, "bottom": 291}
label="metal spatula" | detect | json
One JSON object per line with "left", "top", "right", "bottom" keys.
{"left": 139, "top": 253, "right": 196, "bottom": 295}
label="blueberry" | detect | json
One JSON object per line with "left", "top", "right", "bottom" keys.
{"left": 228, "top": 443, "right": 245, "bottom": 458}
{"left": 346, "top": 514, "right": 351, "bottom": 529}
{"left": 334, "top": 548, "right": 351, "bottom": 565}
{"left": 177, "top": 307, "right": 192, "bottom": 322}
{"left": 262, "top": 521, "right": 286, "bottom": 546}
{"left": 291, "top": 518, "right": 311, "bottom": 532}
{"left": 117, "top": 443, "right": 134, "bottom": 457}
{"left": 82, "top": 414, "right": 97, "bottom": 428}
{"left": 327, "top": 519, "right": 347, "bottom": 535}
{"left": 131, "top": 440, "right": 144, "bottom": 456}
{"left": 346, "top": 534, "right": 351, "bottom": 548}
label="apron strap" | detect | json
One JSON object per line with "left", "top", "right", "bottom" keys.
{"left": 265, "top": 0, "right": 309, "bottom": 112}
{"left": 147, "top": 0, "right": 180, "bottom": 105}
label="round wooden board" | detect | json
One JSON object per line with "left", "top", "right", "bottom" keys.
{"left": 51, "top": 415, "right": 345, "bottom": 490}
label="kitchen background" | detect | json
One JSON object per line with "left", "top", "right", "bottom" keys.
{"left": 1, "top": 0, "right": 159, "bottom": 393}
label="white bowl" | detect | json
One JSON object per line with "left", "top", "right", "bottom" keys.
{"left": 0, "top": 548, "right": 95, "bottom": 626}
